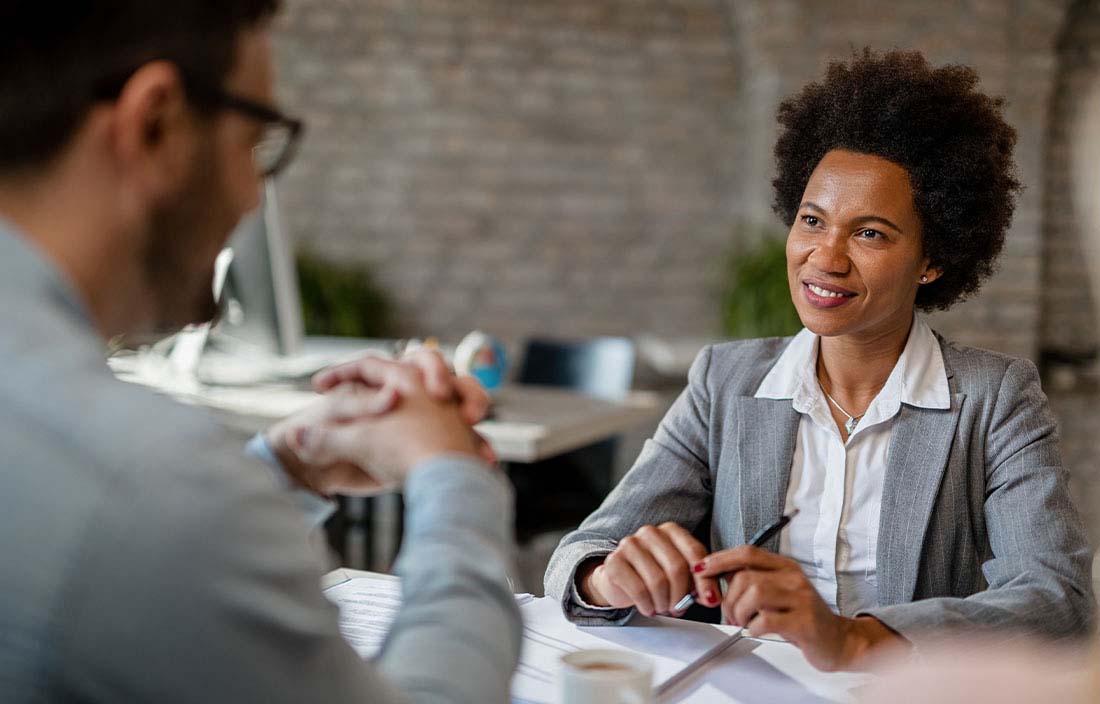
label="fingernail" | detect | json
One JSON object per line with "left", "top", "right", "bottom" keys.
{"left": 704, "top": 590, "right": 718, "bottom": 605}
{"left": 295, "top": 427, "right": 311, "bottom": 448}
{"left": 692, "top": 561, "right": 706, "bottom": 573}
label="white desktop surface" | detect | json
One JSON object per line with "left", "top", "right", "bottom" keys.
{"left": 322, "top": 568, "right": 871, "bottom": 704}
{"left": 111, "top": 353, "right": 661, "bottom": 463}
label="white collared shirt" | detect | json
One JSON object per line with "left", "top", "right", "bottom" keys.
{"left": 754, "top": 315, "right": 950, "bottom": 616}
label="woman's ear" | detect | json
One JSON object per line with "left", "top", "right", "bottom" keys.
{"left": 919, "top": 266, "right": 943, "bottom": 284}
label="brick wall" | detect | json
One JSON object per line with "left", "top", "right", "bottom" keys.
{"left": 1043, "top": 0, "right": 1100, "bottom": 550}
{"left": 1042, "top": 0, "right": 1100, "bottom": 358}
{"left": 272, "top": 0, "right": 1066, "bottom": 359}
{"left": 273, "top": 0, "right": 744, "bottom": 340}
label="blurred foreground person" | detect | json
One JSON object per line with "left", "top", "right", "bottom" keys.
{"left": 863, "top": 639, "right": 1100, "bottom": 704}
{"left": 0, "top": 2, "right": 518, "bottom": 702}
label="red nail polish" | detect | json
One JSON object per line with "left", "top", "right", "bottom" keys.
{"left": 704, "top": 590, "right": 717, "bottom": 605}
{"left": 692, "top": 561, "right": 706, "bottom": 573}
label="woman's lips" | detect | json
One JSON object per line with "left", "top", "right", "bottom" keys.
{"left": 802, "top": 281, "right": 856, "bottom": 309}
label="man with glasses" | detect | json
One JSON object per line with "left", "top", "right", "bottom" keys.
{"left": 0, "top": 2, "right": 519, "bottom": 702}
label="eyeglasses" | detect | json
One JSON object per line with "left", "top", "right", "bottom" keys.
{"left": 94, "top": 70, "right": 305, "bottom": 178}
{"left": 184, "top": 82, "right": 305, "bottom": 178}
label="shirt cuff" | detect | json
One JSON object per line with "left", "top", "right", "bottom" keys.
{"left": 569, "top": 568, "right": 620, "bottom": 611}
{"left": 246, "top": 433, "right": 336, "bottom": 528}
{"left": 560, "top": 552, "right": 635, "bottom": 625}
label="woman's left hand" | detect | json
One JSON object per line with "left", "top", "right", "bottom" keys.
{"left": 695, "top": 546, "right": 906, "bottom": 672}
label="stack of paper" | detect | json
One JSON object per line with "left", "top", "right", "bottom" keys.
{"left": 323, "top": 573, "right": 869, "bottom": 703}
{"left": 323, "top": 573, "right": 403, "bottom": 660}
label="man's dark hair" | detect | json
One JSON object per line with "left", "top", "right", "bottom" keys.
{"left": 0, "top": 1, "right": 280, "bottom": 173}
{"left": 772, "top": 49, "right": 1020, "bottom": 311}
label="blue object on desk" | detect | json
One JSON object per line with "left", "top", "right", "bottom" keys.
{"left": 455, "top": 331, "right": 509, "bottom": 391}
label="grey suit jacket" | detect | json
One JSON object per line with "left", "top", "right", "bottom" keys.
{"left": 545, "top": 336, "right": 1097, "bottom": 646}
{"left": 0, "top": 224, "right": 520, "bottom": 703}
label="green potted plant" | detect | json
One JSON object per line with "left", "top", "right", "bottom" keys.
{"left": 296, "top": 250, "right": 393, "bottom": 338}
{"left": 721, "top": 230, "right": 802, "bottom": 339}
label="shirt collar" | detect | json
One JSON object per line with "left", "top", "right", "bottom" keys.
{"left": 754, "top": 326, "right": 819, "bottom": 407}
{"left": 891, "top": 314, "right": 951, "bottom": 410}
{"left": 754, "top": 315, "right": 951, "bottom": 417}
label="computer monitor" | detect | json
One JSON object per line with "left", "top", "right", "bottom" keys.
{"left": 214, "top": 178, "right": 304, "bottom": 357}
{"left": 165, "top": 179, "right": 384, "bottom": 383}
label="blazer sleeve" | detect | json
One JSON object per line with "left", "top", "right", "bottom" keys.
{"left": 864, "top": 358, "right": 1097, "bottom": 646}
{"left": 543, "top": 346, "right": 716, "bottom": 625}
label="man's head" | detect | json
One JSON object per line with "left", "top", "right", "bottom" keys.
{"left": 0, "top": 1, "right": 289, "bottom": 337}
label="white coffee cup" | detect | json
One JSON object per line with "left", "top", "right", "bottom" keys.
{"left": 559, "top": 648, "right": 654, "bottom": 704}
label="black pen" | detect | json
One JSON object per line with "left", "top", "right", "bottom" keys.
{"left": 672, "top": 508, "right": 800, "bottom": 613}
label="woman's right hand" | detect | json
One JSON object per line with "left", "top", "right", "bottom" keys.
{"left": 577, "top": 522, "right": 723, "bottom": 617}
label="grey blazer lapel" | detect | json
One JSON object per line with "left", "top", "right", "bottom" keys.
{"left": 877, "top": 394, "right": 966, "bottom": 605}
{"left": 734, "top": 397, "right": 800, "bottom": 550}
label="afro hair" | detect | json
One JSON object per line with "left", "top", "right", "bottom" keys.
{"left": 772, "top": 49, "right": 1021, "bottom": 311}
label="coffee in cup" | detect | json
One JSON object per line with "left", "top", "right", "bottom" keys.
{"left": 560, "top": 648, "right": 653, "bottom": 704}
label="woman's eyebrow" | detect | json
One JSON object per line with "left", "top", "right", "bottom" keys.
{"left": 799, "top": 202, "right": 903, "bottom": 234}
{"left": 852, "top": 215, "right": 903, "bottom": 234}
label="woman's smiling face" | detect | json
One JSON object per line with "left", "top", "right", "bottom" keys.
{"left": 786, "top": 149, "right": 940, "bottom": 340}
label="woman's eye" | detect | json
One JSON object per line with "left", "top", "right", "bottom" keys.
{"left": 800, "top": 215, "right": 820, "bottom": 227}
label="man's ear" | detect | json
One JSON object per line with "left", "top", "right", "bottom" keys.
{"left": 109, "top": 61, "right": 197, "bottom": 200}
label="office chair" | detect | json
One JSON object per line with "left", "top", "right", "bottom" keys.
{"left": 510, "top": 336, "right": 636, "bottom": 542}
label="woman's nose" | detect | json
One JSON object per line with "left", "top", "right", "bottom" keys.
{"left": 808, "top": 232, "right": 850, "bottom": 274}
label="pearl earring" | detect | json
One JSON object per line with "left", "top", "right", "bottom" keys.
{"left": 920, "top": 275, "right": 929, "bottom": 283}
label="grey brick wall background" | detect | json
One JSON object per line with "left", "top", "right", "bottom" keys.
{"left": 1043, "top": 0, "right": 1100, "bottom": 357}
{"left": 271, "top": 0, "right": 1100, "bottom": 546}
{"left": 273, "top": 0, "right": 1069, "bottom": 360}
{"left": 274, "top": 0, "right": 744, "bottom": 341}
{"left": 1044, "top": 0, "right": 1100, "bottom": 549}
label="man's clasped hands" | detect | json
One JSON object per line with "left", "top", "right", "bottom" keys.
{"left": 264, "top": 349, "right": 497, "bottom": 497}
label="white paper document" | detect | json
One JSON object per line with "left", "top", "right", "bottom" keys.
{"left": 324, "top": 573, "right": 403, "bottom": 659}
{"left": 324, "top": 574, "right": 869, "bottom": 703}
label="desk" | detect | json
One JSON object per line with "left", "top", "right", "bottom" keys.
{"left": 480, "top": 386, "right": 660, "bottom": 463}
{"left": 323, "top": 568, "right": 870, "bottom": 704}
{"left": 111, "top": 355, "right": 661, "bottom": 463}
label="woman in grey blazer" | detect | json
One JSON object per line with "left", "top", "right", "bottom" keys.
{"left": 545, "top": 49, "right": 1096, "bottom": 672}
